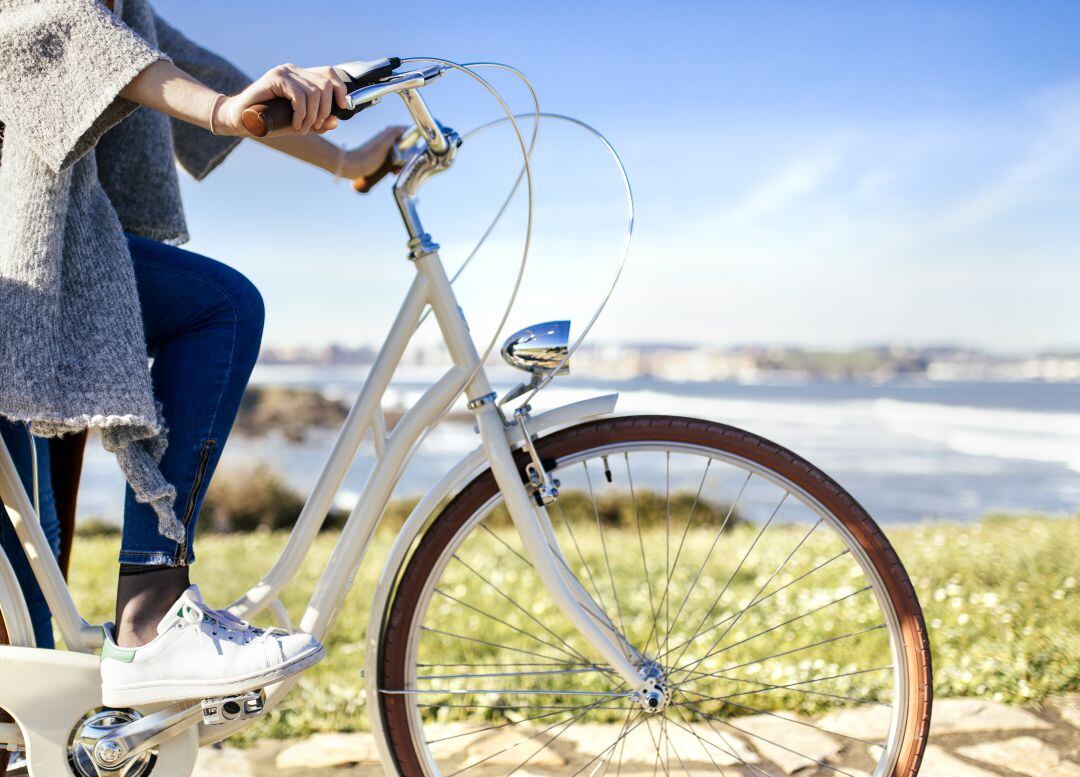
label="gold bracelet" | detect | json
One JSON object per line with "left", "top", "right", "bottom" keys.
{"left": 208, "top": 93, "right": 226, "bottom": 136}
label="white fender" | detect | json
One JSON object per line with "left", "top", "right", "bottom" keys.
{"left": 364, "top": 392, "right": 618, "bottom": 774}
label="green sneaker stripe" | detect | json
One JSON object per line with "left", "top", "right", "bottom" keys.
{"left": 101, "top": 634, "right": 137, "bottom": 664}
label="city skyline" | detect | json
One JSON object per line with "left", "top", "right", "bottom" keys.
{"left": 158, "top": 1, "right": 1080, "bottom": 352}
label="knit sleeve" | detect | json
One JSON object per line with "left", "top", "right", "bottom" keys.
{"left": 153, "top": 13, "right": 251, "bottom": 181}
{"left": 0, "top": 0, "right": 167, "bottom": 172}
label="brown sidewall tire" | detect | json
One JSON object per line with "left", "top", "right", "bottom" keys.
{"left": 379, "top": 415, "right": 932, "bottom": 777}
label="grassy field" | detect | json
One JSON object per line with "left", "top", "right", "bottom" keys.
{"left": 67, "top": 513, "right": 1080, "bottom": 743}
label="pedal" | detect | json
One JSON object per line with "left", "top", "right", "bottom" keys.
{"left": 201, "top": 690, "right": 266, "bottom": 726}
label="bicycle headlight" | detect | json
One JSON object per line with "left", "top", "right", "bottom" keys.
{"left": 500, "top": 321, "right": 570, "bottom": 376}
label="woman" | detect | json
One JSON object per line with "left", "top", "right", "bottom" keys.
{"left": 0, "top": 0, "right": 401, "bottom": 706}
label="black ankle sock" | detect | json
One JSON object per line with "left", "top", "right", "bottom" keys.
{"left": 118, "top": 562, "right": 174, "bottom": 577}
{"left": 114, "top": 565, "right": 191, "bottom": 647}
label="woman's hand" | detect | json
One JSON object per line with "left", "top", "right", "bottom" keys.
{"left": 215, "top": 64, "right": 349, "bottom": 136}
{"left": 340, "top": 126, "right": 409, "bottom": 180}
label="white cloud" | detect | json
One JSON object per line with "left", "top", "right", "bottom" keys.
{"left": 723, "top": 148, "right": 845, "bottom": 225}
{"left": 935, "top": 80, "right": 1080, "bottom": 233}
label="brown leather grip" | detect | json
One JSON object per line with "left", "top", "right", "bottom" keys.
{"left": 352, "top": 148, "right": 402, "bottom": 194}
{"left": 241, "top": 98, "right": 294, "bottom": 138}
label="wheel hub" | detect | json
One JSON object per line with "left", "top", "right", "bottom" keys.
{"left": 632, "top": 662, "right": 671, "bottom": 714}
{"left": 68, "top": 709, "right": 155, "bottom": 777}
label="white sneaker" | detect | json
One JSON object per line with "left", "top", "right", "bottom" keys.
{"left": 100, "top": 585, "right": 324, "bottom": 707}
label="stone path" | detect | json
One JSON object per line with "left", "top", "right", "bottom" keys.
{"left": 193, "top": 695, "right": 1080, "bottom": 776}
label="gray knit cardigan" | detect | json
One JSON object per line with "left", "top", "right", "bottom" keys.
{"left": 0, "top": 0, "right": 249, "bottom": 543}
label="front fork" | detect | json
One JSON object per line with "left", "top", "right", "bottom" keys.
{"left": 473, "top": 402, "right": 651, "bottom": 692}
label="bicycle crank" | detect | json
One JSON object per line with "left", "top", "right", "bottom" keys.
{"left": 69, "top": 709, "right": 155, "bottom": 777}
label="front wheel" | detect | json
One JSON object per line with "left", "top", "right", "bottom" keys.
{"left": 379, "top": 416, "right": 931, "bottom": 776}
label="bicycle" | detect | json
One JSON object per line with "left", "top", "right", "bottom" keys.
{"left": 0, "top": 57, "right": 932, "bottom": 777}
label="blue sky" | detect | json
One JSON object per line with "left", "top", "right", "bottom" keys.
{"left": 156, "top": 1, "right": 1080, "bottom": 353}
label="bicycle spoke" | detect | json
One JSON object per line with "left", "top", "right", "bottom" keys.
{"left": 671, "top": 489, "right": 788, "bottom": 669}
{"left": 451, "top": 553, "right": 593, "bottom": 665}
{"left": 679, "top": 695, "right": 861, "bottom": 777}
{"left": 419, "top": 626, "right": 584, "bottom": 664}
{"left": 578, "top": 707, "right": 643, "bottom": 777}
{"left": 656, "top": 547, "right": 851, "bottom": 662}
{"left": 655, "top": 457, "right": 711, "bottom": 657}
{"left": 625, "top": 452, "right": 658, "bottom": 656}
{"left": 688, "top": 623, "right": 888, "bottom": 680}
{"left": 678, "top": 687, "right": 888, "bottom": 748}
{"left": 446, "top": 695, "right": 618, "bottom": 777}
{"left": 420, "top": 702, "right": 631, "bottom": 711}
{"left": 678, "top": 665, "right": 895, "bottom": 707}
{"left": 691, "top": 518, "right": 823, "bottom": 663}
{"left": 479, "top": 523, "right": 532, "bottom": 568}
{"left": 668, "top": 705, "right": 768, "bottom": 777}
{"left": 417, "top": 667, "right": 613, "bottom": 681}
{"left": 642, "top": 713, "right": 666, "bottom": 777}
{"left": 425, "top": 697, "right": 624, "bottom": 745}
{"left": 584, "top": 460, "right": 630, "bottom": 645}
{"left": 418, "top": 661, "right": 599, "bottom": 668}
{"left": 664, "top": 471, "right": 751, "bottom": 661}
{"left": 384, "top": 688, "right": 632, "bottom": 696}
{"left": 693, "top": 584, "right": 872, "bottom": 668}
{"left": 554, "top": 499, "right": 616, "bottom": 625}
{"left": 434, "top": 588, "right": 586, "bottom": 664}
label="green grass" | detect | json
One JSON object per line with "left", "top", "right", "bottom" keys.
{"left": 66, "top": 514, "right": 1079, "bottom": 743}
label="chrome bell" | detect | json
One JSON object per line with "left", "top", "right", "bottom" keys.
{"left": 501, "top": 321, "right": 571, "bottom": 376}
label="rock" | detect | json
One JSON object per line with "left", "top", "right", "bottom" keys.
{"left": 559, "top": 720, "right": 758, "bottom": 768}
{"left": 193, "top": 745, "right": 257, "bottom": 777}
{"left": 424, "top": 722, "right": 487, "bottom": 761}
{"left": 930, "top": 698, "right": 1051, "bottom": 735}
{"left": 1053, "top": 694, "right": 1080, "bottom": 730}
{"left": 810, "top": 698, "right": 1055, "bottom": 748}
{"left": 274, "top": 732, "right": 380, "bottom": 770}
{"left": 915, "top": 745, "right": 997, "bottom": 777}
{"left": 461, "top": 727, "right": 567, "bottom": 768}
{"left": 958, "top": 736, "right": 1080, "bottom": 777}
{"left": 817, "top": 705, "right": 892, "bottom": 742}
{"left": 728, "top": 712, "right": 842, "bottom": 774}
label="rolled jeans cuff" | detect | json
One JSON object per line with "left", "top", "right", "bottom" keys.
{"left": 116, "top": 549, "right": 192, "bottom": 567}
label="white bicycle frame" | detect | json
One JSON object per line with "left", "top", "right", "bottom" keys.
{"left": 0, "top": 75, "right": 646, "bottom": 777}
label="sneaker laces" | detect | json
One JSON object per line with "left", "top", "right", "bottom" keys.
{"left": 182, "top": 600, "right": 272, "bottom": 646}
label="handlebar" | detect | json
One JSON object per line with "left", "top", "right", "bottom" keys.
{"left": 240, "top": 63, "right": 445, "bottom": 139}
{"left": 240, "top": 59, "right": 448, "bottom": 193}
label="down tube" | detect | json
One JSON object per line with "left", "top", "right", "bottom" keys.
{"left": 228, "top": 273, "right": 431, "bottom": 619}
{"left": 298, "top": 365, "right": 468, "bottom": 640}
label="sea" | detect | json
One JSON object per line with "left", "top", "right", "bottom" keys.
{"left": 75, "top": 365, "right": 1080, "bottom": 526}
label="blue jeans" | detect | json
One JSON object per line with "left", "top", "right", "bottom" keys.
{"left": 1, "top": 236, "right": 260, "bottom": 642}
{"left": 0, "top": 420, "right": 60, "bottom": 648}
{"left": 121, "top": 235, "right": 264, "bottom": 567}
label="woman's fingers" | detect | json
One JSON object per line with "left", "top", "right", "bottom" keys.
{"left": 315, "top": 79, "right": 334, "bottom": 130}
{"left": 269, "top": 64, "right": 309, "bottom": 132}
{"left": 232, "top": 63, "right": 350, "bottom": 136}
{"left": 284, "top": 66, "right": 323, "bottom": 133}
{"left": 311, "top": 116, "right": 340, "bottom": 135}
{"left": 329, "top": 68, "right": 349, "bottom": 111}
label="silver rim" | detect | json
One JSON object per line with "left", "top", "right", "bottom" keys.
{"left": 389, "top": 440, "right": 912, "bottom": 777}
